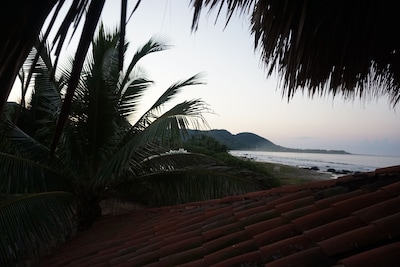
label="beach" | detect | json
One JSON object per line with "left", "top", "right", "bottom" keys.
{"left": 230, "top": 150, "right": 400, "bottom": 175}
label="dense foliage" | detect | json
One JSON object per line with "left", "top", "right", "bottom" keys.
{"left": 182, "top": 135, "right": 280, "bottom": 188}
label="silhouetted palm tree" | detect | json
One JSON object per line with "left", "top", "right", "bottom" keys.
{"left": 0, "top": 0, "right": 141, "bottom": 155}
{"left": 0, "top": 26, "right": 261, "bottom": 265}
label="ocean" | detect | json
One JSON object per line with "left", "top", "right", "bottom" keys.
{"left": 229, "top": 150, "right": 400, "bottom": 175}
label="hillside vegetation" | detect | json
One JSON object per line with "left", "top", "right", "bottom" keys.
{"left": 187, "top": 129, "right": 350, "bottom": 154}
{"left": 182, "top": 135, "right": 281, "bottom": 188}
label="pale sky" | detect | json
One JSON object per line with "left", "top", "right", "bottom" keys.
{"left": 9, "top": 0, "right": 400, "bottom": 156}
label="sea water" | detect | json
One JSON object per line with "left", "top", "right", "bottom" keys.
{"left": 229, "top": 150, "right": 400, "bottom": 174}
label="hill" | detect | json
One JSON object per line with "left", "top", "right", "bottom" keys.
{"left": 187, "top": 129, "right": 350, "bottom": 154}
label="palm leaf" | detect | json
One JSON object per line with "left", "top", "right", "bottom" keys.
{"left": 0, "top": 152, "right": 69, "bottom": 194}
{"left": 118, "top": 77, "right": 153, "bottom": 116}
{"left": 119, "top": 37, "right": 170, "bottom": 93}
{"left": 0, "top": 191, "right": 76, "bottom": 266}
{"left": 113, "top": 169, "right": 261, "bottom": 207}
{"left": 2, "top": 120, "right": 51, "bottom": 161}
{"left": 140, "top": 99, "right": 210, "bottom": 142}
{"left": 0, "top": 118, "right": 71, "bottom": 193}
{"left": 23, "top": 36, "right": 55, "bottom": 100}
{"left": 133, "top": 73, "right": 206, "bottom": 130}
{"left": 94, "top": 130, "right": 159, "bottom": 185}
{"left": 29, "top": 62, "right": 62, "bottom": 144}
{"left": 94, "top": 101, "right": 209, "bottom": 188}
{"left": 51, "top": 0, "right": 106, "bottom": 158}
{"left": 145, "top": 73, "right": 205, "bottom": 115}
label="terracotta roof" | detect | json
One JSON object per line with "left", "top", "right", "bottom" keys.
{"left": 39, "top": 165, "right": 400, "bottom": 266}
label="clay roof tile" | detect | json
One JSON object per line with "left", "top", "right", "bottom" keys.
{"left": 259, "top": 235, "right": 314, "bottom": 263}
{"left": 202, "top": 221, "right": 243, "bottom": 242}
{"left": 265, "top": 189, "right": 314, "bottom": 208}
{"left": 338, "top": 241, "right": 400, "bottom": 267}
{"left": 281, "top": 204, "right": 318, "bottom": 221}
{"left": 318, "top": 224, "right": 387, "bottom": 256}
{"left": 37, "top": 166, "right": 400, "bottom": 267}
{"left": 264, "top": 246, "right": 330, "bottom": 267}
{"left": 332, "top": 190, "right": 390, "bottom": 216}
{"left": 274, "top": 195, "right": 315, "bottom": 213}
{"left": 303, "top": 216, "right": 364, "bottom": 242}
{"left": 352, "top": 196, "right": 400, "bottom": 223}
{"left": 375, "top": 165, "right": 400, "bottom": 174}
{"left": 314, "top": 189, "right": 364, "bottom": 209}
{"left": 157, "top": 245, "right": 203, "bottom": 266}
{"left": 202, "top": 230, "right": 247, "bottom": 255}
{"left": 239, "top": 209, "right": 280, "bottom": 229}
{"left": 253, "top": 223, "right": 298, "bottom": 247}
{"left": 371, "top": 212, "right": 400, "bottom": 238}
{"left": 211, "top": 250, "right": 262, "bottom": 267}
{"left": 380, "top": 180, "right": 400, "bottom": 196}
{"left": 292, "top": 206, "right": 341, "bottom": 231}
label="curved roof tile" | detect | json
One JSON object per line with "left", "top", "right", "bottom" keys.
{"left": 38, "top": 165, "right": 400, "bottom": 266}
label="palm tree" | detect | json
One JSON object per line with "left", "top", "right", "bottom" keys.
{"left": 189, "top": 0, "right": 400, "bottom": 105}
{"left": 1, "top": 1, "right": 142, "bottom": 158}
{"left": 0, "top": 26, "right": 262, "bottom": 265}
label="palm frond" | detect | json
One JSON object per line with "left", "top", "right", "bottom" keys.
{"left": 95, "top": 131, "right": 159, "bottom": 185}
{"left": 51, "top": 0, "right": 106, "bottom": 158}
{"left": 119, "top": 37, "right": 170, "bottom": 93}
{"left": 140, "top": 99, "right": 210, "bottom": 142}
{"left": 0, "top": 152, "right": 69, "bottom": 193}
{"left": 22, "top": 36, "right": 55, "bottom": 101}
{"left": 0, "top": 191, "right": 76, "bottom": 266}
{"left": 0, "top": 117, "right": 72, "bottom": 193}
{"left": 95, "top": 99, "right": 209, "bottom": 185}
{"left": 28, "top": 62, "right": 62, "bottom": 144}
{"left": 118, "top": 77, "right": 153, "bottom": 116}
{"left": 64, "top": 26, "right": 126, "bottom": 173}
{"left": 146, "top": 73, "right": 206, "bottom": 114}
{"left": 113, "top": 169, "right": 262, "bottom": 207}
{"left": 133, "top": 73, "right": 206, "bottom": 129}
{"left": 31, "top": 67, "right": 62, "bottom": 114}
{"left": 139, "top": 151, "right": 223, "bottom": 172}
{"left": 2, "top": 119, "right": 52, "bottom": 164}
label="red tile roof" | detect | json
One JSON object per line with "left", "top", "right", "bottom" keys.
{"left": 39, "top": 165, "right": 400, "bottom": 266}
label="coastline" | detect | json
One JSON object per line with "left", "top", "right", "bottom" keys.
{"left": 230, "top": 150, "right": 400, "bottom": 175}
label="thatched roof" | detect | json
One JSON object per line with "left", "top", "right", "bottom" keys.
{"left": 190, "top": 0, "right": 400, "bottom": 105}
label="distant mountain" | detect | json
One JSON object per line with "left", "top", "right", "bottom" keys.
{"left": 187, "top": 129, "right": 350, "bottom": 154}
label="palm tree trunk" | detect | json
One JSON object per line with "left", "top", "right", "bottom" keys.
{"left": 77, "top": 194, "right": 102, "bottom": 231}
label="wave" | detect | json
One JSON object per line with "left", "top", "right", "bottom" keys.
{"left": 230, "top": 150, "right": 400, "bottom": 175}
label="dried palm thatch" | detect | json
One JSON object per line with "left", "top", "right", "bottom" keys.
{"left": 190, "top": 0, "right": 400, "bottom": 105}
